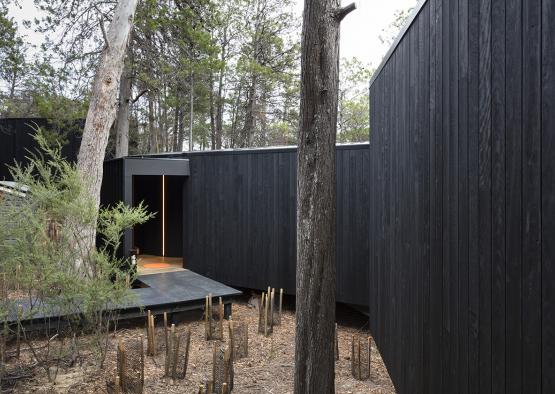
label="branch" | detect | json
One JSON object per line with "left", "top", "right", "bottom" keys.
{"left": 99, "top": 17, "right": 110, "bottom": 49}
{"left": 95, "top": 5, "right": 110, "bottom": 49}
{"left": 333, "top": 2, "right": 357, "bottom": 22}
{"left": 130, "top": 89, "right": 148, "bottom": 104}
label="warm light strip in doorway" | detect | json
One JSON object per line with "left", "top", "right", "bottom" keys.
{"left": 162, "top": 175, "right": 165, "bottom": 257}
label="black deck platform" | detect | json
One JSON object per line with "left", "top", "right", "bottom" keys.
{"left": 129, "top": 270, "right": 242, "bottom": 317}
{"left": 9, "top": 269, "right": 242, "bottom": 328}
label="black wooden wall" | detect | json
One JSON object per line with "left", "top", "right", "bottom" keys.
{"left": 0, "top": 118, "right": 81, "bottom": 180}
{"left": 369, "top": 0, "right": 554, "bottom": 393}
{"left": 183, "top": 144, "right": 370, "bottom": 306}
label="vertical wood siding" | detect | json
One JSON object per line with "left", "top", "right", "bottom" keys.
{"left": 369, "top": 0, "right": 552, "bottom": 392}
{"left": 183, "top": 145, "right": 370, "bottom": 306}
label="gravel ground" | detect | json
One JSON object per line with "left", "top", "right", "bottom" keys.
{"left": 7, "top": 298, "right": 395, "bottom": 394}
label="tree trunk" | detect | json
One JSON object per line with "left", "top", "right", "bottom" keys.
{"left": 173, "top": 102, "right": 179, "bottom": 151}
{"left": 209, "top": 71, "right": 216, "bottom": 150}
{"left": 215, "top": 28, "right": 227, "bottom": 150}
{"left": 229, "top": 84, "right": 242, "bottom": 149}
{"left": 178, "top": 103, "right": 184, "bottom": 151}
{"left": 189, "top": 72, "right": 194, "bottom": 151}
{"left": 148, "top": 93, "right": 157, "bottom": 153}
{"left": 76, "top": 0, "right": 139, "bottom": 258}
{"left": 115, "top": 62, "right": 132, "bottom": 158}
{"left": 294, "top": 1, "right": 355, "bottom": 393}
{"left": 241, "top": 76, "right": 256, "bottom": 147}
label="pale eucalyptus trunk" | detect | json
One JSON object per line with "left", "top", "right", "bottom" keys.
{"left": 294, "top": 1, "right": 355, "bottom": 393}
{"left": 76, "top": 0, "right": 139, "bottom": 265}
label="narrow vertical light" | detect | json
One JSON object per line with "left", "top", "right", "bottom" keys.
{"left": 162, "top": 175, "right": 165, "bottom": 257}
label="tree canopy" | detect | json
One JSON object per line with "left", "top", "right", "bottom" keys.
{"left": 0, "top": 0, "right": 381, "bottom": 154}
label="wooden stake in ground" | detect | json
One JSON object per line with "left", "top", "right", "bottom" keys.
{"left": 164, "top": 323, "right": 173, "bottom": 377}
{"left": 205, "top": 295, "right": 210, "bottom": 339}
{"left": 117, "top": 339, "right": 126, "bottom": 390}
{"left": 146, "top": 311, "right": 156, "bottom": 356}
{"left": 335, "top": 323, "right": 339, "bottom": 361}
{"left": 16, "top": 305, "right": 23, "bottom": 359}
{"left": 258, "top": 292, "right": 266, "bottom": 334}
{"left": 294, "top": 1, "right": 356, "bottom": 392}
{"left": 171, "top": 324, "right": 179, "bottom": 380}
{"left": 368, "top": 336, "right": 372, "bottom": 380}
{"left": 270, "top": 288, "right": 275, "bottom": 328}
{"left": 75, "top": 0, "right": 139, "bottom": 256}
{"left": 182, "top": 329, "right": 191, "bottom": 378}
{"left": 115, "top": 375, "right": 121, "bottom": 394}
{"left": 164, "top": 312, "right": 169, "bottom": 354}
{"left": 278, "top": 288, "right": 283, "bottom": 325}
{"left": 218, "top": 297, "right": 224, "bottom": 336}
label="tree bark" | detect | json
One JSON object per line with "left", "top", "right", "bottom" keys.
{"left": 148, "top": 93, "right": 157, "bottom": 153}
{"left": 189, "top": 71, "right": 194, "bottom": 151}
{"left": 294, "top": 1, "right": 355, "bottom": 393}
{"left": 172, "top": 102, "right": 179, "bottom": 151}
{"left": 241, "top": 76, "right": 257, "bottom": 147}
{"left": 178, "top": 102, "right": 185, "bottom": 151}
{"left": 209, "top": 71, "right": 216, "bottom": 150}
{"left": 76, "top": 0, "right": 139, "bottom": 257}
{"left": 114, "top": 61, "right": 132, "bottom": 158}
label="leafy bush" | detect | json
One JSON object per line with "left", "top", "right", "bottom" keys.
{"left": 0, "top": 129, "right": 153, "bottom": 374}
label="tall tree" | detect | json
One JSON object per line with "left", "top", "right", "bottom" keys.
{"left": 337, "top": 57, "right": 373, "bottom": 142}
{"left": 0, "top": 6, "right": 27, "bottom": 104}
{"left": 295, "top": 1, "right": 355, "bottom": 393}
{"left": 77, "top": 0, "right": 139, "bottom": 255}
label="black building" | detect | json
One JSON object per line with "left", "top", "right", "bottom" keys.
{"left": 369, "top": 0, "right": 555, "bottom": 392}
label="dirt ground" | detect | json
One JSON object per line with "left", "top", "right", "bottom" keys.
{"left": 6, "top": 297, "right": 395, "bottom": 393}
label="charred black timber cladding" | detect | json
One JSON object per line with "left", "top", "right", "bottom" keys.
{"left": 102, "top": 144, "right": 370, "bottom": 307}
{"left": 0, "top": 118, "right": 82, "bottom": 180}
{"left": 0, "top": 118, "right": 370, "bottom": 307}
{"left": 369, "top": 0, "right": 553, "bottom": 393}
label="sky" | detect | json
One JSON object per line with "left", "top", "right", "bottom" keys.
{"left": 293, "top": 0, "right": 417, "bottom": 69}
{"left": 8, "top": 0, "right": 418, "bottom": 71}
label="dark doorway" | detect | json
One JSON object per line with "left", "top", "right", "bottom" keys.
{"left": 132, "top": 175, "right": 184, "bottom": 259}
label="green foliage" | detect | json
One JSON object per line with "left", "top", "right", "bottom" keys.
{"left": 379, "top": 7, "right": 414, "bottom": 47}
{"left": 338, "top": 57, "right": 373, "bottom": 143}
{"left": 0, "top": 128, "right": 153, "bottom": 367}
{"left": 0, "top": 5, "right": 27, "bottom": 107}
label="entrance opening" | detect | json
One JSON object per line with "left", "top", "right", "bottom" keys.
{"left": 132, "top": 175, "right": 184, "bottom": 275}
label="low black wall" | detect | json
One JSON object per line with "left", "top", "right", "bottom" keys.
{"left": 182, "top": 144, "right": 370, "bottom": 306}
{"left": 0, "top": 118, "right": 81, "bottom": 180}
{"left": 369, "top": 0, "right": 554, "bottom": 392}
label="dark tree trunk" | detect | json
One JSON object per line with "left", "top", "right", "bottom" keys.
{"left": 294, "top": 1, "right": 355, "bottom": 393}
{"left": 215, "top": 28, "right": 227, "bottom": 150}
{"left": 148, "top": 93, "right": 156, "bottom": 153}
{"left": 241, "top": 76, "right": 257, "bottom": 147}
{"left": 229, "top": 84, "right": 242, "bottom": 148}
{"left": 172, "top": 102, "right": 179, "bottom": 151}
{"left": 115, "top": 62, "right": 132, "bottom": 158}
{"left": 209, "top": 71, "right": 216, "bottom": 150}
{"left": 177, "top": 102, "right": 185, "bottom": 151}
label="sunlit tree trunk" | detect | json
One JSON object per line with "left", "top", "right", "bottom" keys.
{"left": 76, "top": 0, "right": 139, "bottom": 263}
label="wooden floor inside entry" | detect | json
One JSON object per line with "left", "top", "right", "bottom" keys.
{"left": 137, "top": 255, "right": 184, "bottom": 275}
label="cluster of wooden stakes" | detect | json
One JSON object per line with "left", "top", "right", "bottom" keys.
{"left": 110, "top": 288, "right": 284, "bottom": 394}
{"left": 109, "top": 287, "right": 373, "bottom": 393}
